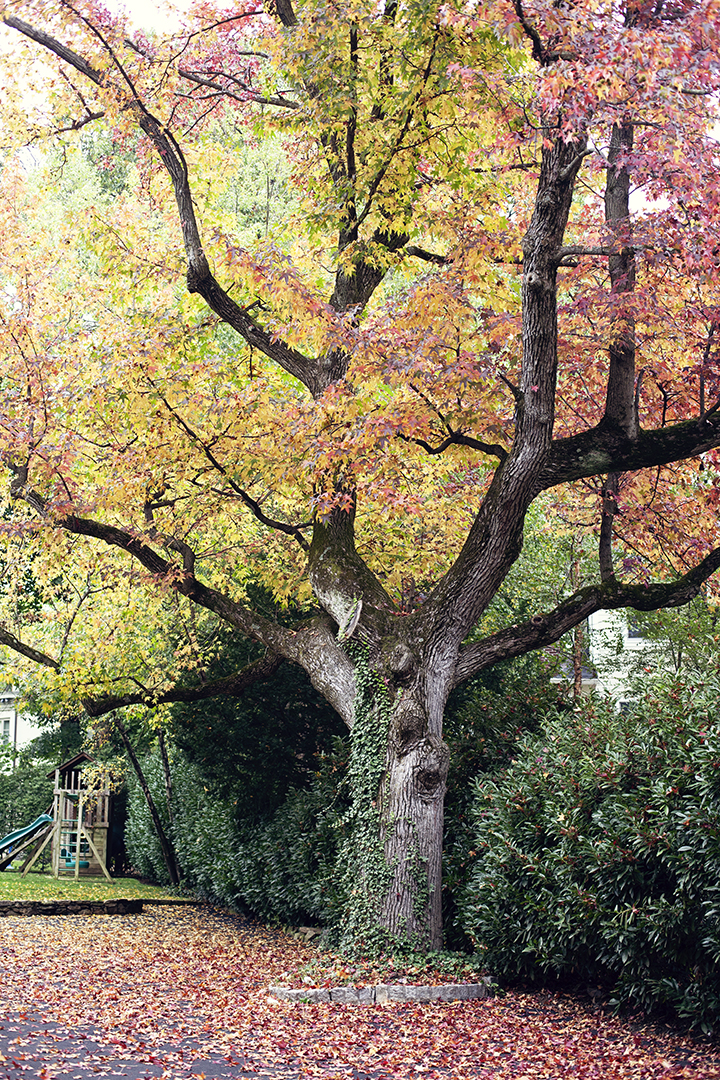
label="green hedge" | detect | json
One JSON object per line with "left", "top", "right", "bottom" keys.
{"left": 458, "top": 680, "right": 720, "bottom": 1030}
{"left": 125, "top": 666, "right": 720, "bottom": 1029}
{"left": 0, "top": 763, "right": 53, "bottom": 840}
{"left": 125, "top": 741, "right": 349, "bottom": 925}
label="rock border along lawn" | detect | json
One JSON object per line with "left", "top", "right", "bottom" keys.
{"left": 268, "top": 979, "right": 492, "bottom": 1004}
{"left": 0, "top": 899, "right": 144, "bottom": 916}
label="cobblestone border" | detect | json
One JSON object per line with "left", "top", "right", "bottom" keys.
{"left": 268, "top": 979, "right": 492, "bottom": 1004}
{"left": 0, "top": 899, "right": 144, "bottom": 916}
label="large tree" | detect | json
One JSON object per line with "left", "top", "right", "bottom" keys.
{"left": 1, "top": 0, "right": 720, "bottom": 949}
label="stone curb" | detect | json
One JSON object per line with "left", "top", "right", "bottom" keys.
{"left": 268, "top": 978, "right": 492, "bottom": 1005}
{"left": 0, "top": 899, "right": 144, "bottom": 916}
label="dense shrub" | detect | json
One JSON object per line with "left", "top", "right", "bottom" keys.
{"left": 442, "top": 652, "right": 562, "bottom": 949}
{"left": 459, "top": 679, "right": 720, "bottom": 1029}
{"left": 124, "top": 754, "right": 172, "bottom": 882}
{"left": 0, "top": 762, "right": 53, "bottom": 839}
{"left": 125, "top": 741, "right": 350, "bottom": 925}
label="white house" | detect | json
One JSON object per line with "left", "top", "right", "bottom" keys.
{"left": 0, "top": 690, "right": 43, "bottom": 757}
{"left": 550, "top": 609, "right": 649, "bottom": 706}
{"left": 586, "top": 609, "right": 649, "bottom": 707}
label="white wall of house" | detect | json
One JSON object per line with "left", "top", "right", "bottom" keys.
{"left": 0, "top": 691, "right": 43, "bottom": 755}
{"left": 586, "top": 610, "right": 647, "bottom": 705}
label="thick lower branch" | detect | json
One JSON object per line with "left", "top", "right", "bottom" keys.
{"left": 454, "top": 545, "right": 720, "bottom": 685}
{"left": 308, "top": 501, "right": 397, "bottom": 638}
{"left": 82, "top": 653, "right": 283, "bottom": 717}
{"left": 542, "top": 410, "right": 720, "bottom": 489}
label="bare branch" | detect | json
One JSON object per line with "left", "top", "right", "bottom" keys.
{"left": 455, "top": 544, "right": 720, "bottom": 685}
{"left": 176, "top": 66, "right": 300, "bottom": 110}
{"left": 82, "top": 652, "right": 283, "bottom": 716}
{"left": 556, "top": 244, "right": 611, "bottom": 266}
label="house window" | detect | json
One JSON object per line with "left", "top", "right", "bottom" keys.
{"left": 627, "top": 620, "right": 643, "bottom": 639}
{"left": 1, "top": 719, "right": 9, "bottom": 741}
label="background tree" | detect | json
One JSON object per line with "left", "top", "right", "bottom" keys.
{"left": 1, "top": 0, "right": 720, "bottom": 950}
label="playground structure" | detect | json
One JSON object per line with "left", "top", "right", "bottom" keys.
{"left": 0, "top": 813, "right": 53, "bottom": 872}
{"left": 0, "top": 752, "right": 112, "bottom": 879}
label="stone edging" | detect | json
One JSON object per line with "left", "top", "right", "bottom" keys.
{"left": 268, "top": 979, "right": 492, "bottom": 1004}
{"left": 0, "top": 899, "right": 144, "bottom": 916}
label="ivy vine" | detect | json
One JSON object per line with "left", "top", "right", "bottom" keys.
{"left": 336, "top": 639, "right": 395, "bottom": 955}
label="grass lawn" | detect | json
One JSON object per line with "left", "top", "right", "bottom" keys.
{"left": 0, "top": 868, "right": 183, "bottom": 902}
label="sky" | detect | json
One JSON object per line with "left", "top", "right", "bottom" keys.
{"left": 109, "top": 0, "right": 192, "bottom": 33}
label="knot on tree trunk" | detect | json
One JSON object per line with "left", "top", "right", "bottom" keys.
{"left": 384, "top": 641, "right": 417, "bottom": 684}
{"left": 391, "top": 697, "right": 427, "bottom": 756}
{"left": 412, "top": 735, "right": 450, "bottom": 804}
{"left": 186, "top": 254, "right": 211, "bottom": 293}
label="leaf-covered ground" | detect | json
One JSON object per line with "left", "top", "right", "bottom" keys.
{"left": 0, "top": 908, "right": 718, "bottom": 1080}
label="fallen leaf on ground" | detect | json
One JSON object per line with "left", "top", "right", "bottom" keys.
{"left": 0, "top": 908, "right": 718, "bottom": 1079}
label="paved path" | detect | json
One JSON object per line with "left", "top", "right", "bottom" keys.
{"left": 0, "top": 1011, "right": 390, "bottom": 1080}
{"left": 1, "top": 908, "right": 719, "bottom": 1080}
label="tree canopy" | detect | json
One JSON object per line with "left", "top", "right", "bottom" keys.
{"left": 1, "top": 0, "right": 720, "bottom": 949}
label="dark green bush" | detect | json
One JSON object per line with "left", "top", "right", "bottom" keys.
{"left": 125, "top": 740, "right": 350, "bottom": 924}
{"left": 124, "top": 754, "right": 173, "bottom": 883}
{"left": 442, "top": 652, "right": 562, "bottom": 949}
{"left": 459, "top": 678, "right": 720, "bottom": 1030}
{"left": 0, "top": 762, "right": 53, "bottom": 840}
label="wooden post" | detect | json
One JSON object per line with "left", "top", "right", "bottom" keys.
{"left": 23, "top": 820, "right": 60, "bottom": 878}
{"left": 80, "top": 824, "right": 112, "bottom": 881}
{"left": 75, "top": 793, "right": 83, "bottom": 880}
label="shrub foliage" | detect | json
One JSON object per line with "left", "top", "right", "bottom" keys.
{"left": 459, "top": 678, "right": 720, "bottom": 1029}
{"left": 125, "top": 741, "right": 350, "bottom": 926}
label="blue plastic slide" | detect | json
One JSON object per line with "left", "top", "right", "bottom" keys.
{"left": 0, "top": 813, "right": 53, "bottom": 856}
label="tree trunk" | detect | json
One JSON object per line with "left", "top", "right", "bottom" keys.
{"left": 337, "top": 644, "right": 449, "bottom": 952}
{"left": 111, "top": 712, "right": 181, "bottom": 886}
{"left": 572, "top": 621, "right": 584, "bottom": 700}
{"left": 380, "top": 726, "right": 449, "bottom": 949}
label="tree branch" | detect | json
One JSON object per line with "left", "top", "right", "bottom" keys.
{"left": 398, "top": 431, "right": 508, "bottom": 462}
{"left": 3, "top": 14, "right": 336, "bottom": 398}
{"left": 602, "top": 121, "right": 637, "bottom": 438}
{"left": 82, "top": 652, "right": 283, "bottom": 717}
{"left": 404, "top": 245, "right": 451, "bottom": 265}
{"left": 154, "top": 388, "right": 311, "bottom": 549}
{"left": 176, "top": 65, "right": 300, "bottom": 110}
{"left": 454, "top": 544, "right": 720, "bottom": 685}
{"left": 541, "top": 410, "right": 720, "bottom": 490}
{"left": 0, "top": 625, "right": 59, "bottom": 670}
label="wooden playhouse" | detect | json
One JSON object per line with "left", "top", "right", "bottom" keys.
{"left": 21, "top": 752, "right": 113, "bottom": 879}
